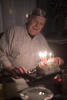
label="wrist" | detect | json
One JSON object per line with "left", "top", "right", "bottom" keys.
{"left": 6, "top": 66, "right": 14, "bottom": 71}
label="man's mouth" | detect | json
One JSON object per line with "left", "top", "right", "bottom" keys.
{"left": 33, "top": 27, "right": 39, "bottom": 31}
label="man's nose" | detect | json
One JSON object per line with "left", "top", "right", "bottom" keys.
{"left": 35, "top": 23, "right": 40, "bottom": 28}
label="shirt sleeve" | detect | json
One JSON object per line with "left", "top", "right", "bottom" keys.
{"left": 0, "top": 26, "right": 15, "bottom": 68}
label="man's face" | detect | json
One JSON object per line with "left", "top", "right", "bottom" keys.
{"left": 27, "top": 16, "right": 46, "bottom": 36}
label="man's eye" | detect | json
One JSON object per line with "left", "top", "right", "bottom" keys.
{"left": 40, "top": 23, "right": 44, "bottom": 26}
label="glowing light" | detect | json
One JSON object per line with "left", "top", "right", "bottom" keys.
{"left": 39, "top": 92, "right": 44, "bottom": 95}
{"left": 39, "top": 92, "right": 42, "bottom": 95}
{"left": 49, "top": 52, "right": 52, "bottom": 57}
{"left": 43, "top": 51, "right": 47, "bottom": 57}
{"left": 57, "top": 78, "right": 63, "bottom": 82}
{"left": 53, "top": 76, "right": 58, "bottom": 80}
{"left": 39, "top": 51, "right": 54, "bottom": 65}
{"left": 39, "top": 51, "right": 47, "bottom": 58}
{"left": 26, "top": 13, "right": 29, "bottom": 18}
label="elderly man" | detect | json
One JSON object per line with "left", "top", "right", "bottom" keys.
{"left": 0, "top": 8, "right": 63, "bottom": 98}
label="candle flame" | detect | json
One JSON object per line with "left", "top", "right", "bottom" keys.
{"left": 39, "top": 51, "right": 47, "bottom": 58}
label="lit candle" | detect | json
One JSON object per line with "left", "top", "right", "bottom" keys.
{"left": 49, "top": 52, "right": 52, "bottom": 58}
{"left": 39, "top": 51, "right": 54, "bottom": 65}
{"left": 39, "top": 51, "right": 48, "bottom": 65}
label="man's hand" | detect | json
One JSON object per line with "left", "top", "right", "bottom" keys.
{"left": 7, "top": 66, "right": 27, "bottom": 79}
{"left": 54, "top": 57, "right": 64, "bottom": 66}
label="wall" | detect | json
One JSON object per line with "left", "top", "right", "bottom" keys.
{"left": 0, "top": 0, "right": 36, "bottom": 32}
{"left": 0, "top": 0, "right": 3, "bottom": 32}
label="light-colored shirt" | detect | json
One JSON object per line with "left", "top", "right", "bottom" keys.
{"left": 0, "top": 25, "right": 52, "bottom": 70}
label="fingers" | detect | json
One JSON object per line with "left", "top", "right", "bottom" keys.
{"left": 54, "top": 57, "right": 64, "bottom": 65}
{"left": 10, "top": 69, "right": 21, "bottom": 79}
{"left": 19, "top": 66, "right": 27, "bottom": 73}
{"left": 59, "top": 58, "right": 64, "bottom": 65}
{"left": 10, "top": 66, "right": 27, "bottom": 79}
